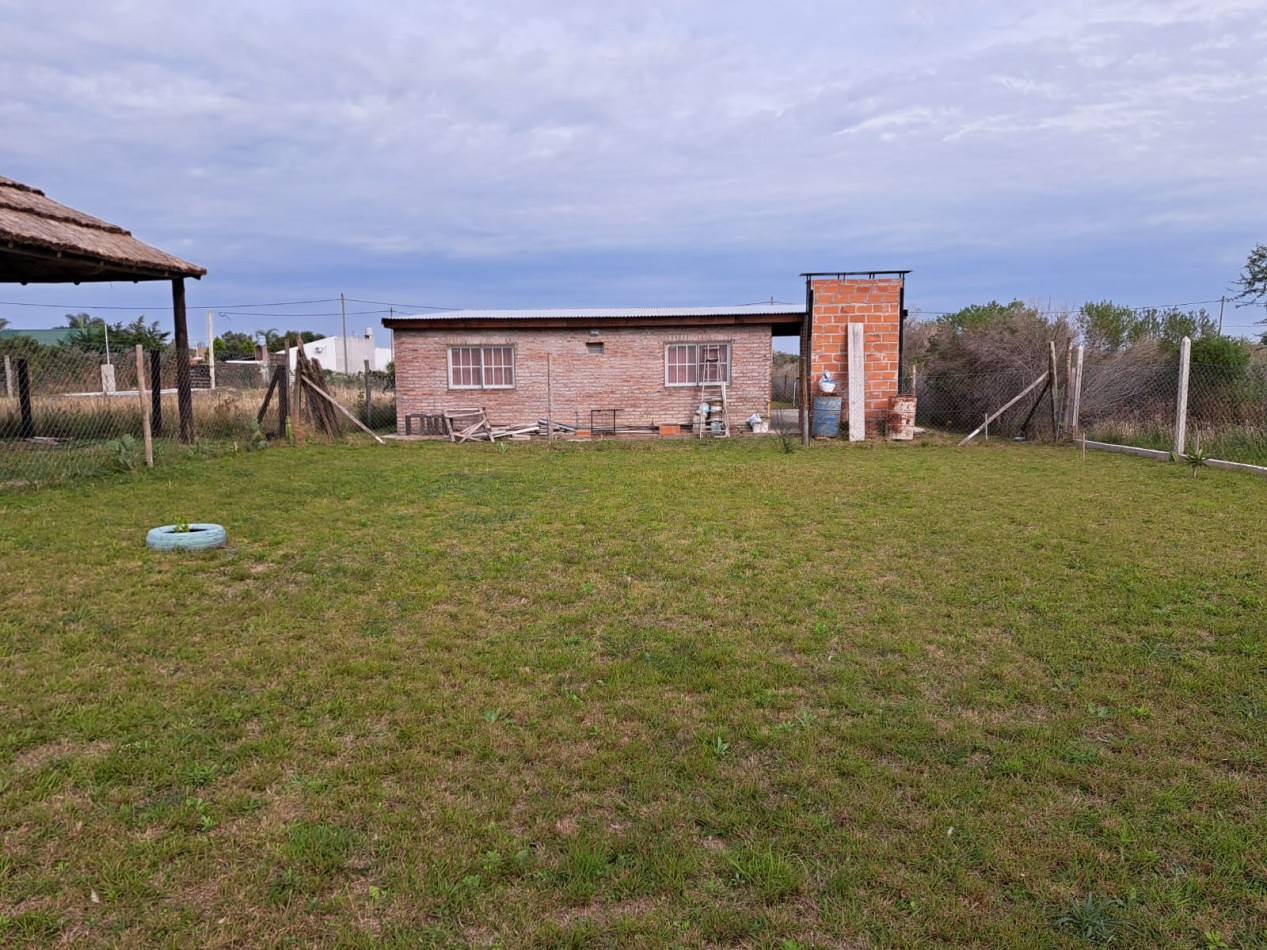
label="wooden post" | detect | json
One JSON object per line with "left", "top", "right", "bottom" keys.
{"left": 172, "top": 278, "right": 194, "bottom": 443}
{"left": 546, "top": 352, "right": 554, "bottom": 444}
{"left": 847, "top": 323, "right": 866, "bottom": 441}
{"left": 1071, "top": 345, "right": 1085, "bottom": 434}
{"left": 16, "top": 358, "right": 34, "bottom": 438}
{"left": 149, "top": 348, "right": 163, "bottom": 438}
{"left": 1173, "top": 335, "right": 1192, "bottom": 457}
{"left": 3, "top": 355, "right": 12, "bottom": 399}
{"left": 135, "top": 344, "right": 153, "bottom": 467}
{"left": 1047, "top": 341, "right": 1060, "bottom": 441}
{"left": 290, "top": 336, "right": 304, "bottom": 446}
{"left": 277, "top": 365, "right": 290, "bottom": 441}
{"left": 364, "top": 359, "right": 372, "bottom": 425}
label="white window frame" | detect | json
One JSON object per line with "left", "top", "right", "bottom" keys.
{"left": 447, "top": 345, "right": 516, "bottom": 390}
{"left": 665, "top": 342, "right": 731, "bottom": 387}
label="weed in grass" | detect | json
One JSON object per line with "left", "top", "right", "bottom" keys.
{"left": 1050, "top": 892, "right": 1129, "bottom": 944}
{"left": 726, "top": 846, "right": 803, "bottom": 903}
{"left": 710, "top": 735, "right": 731, "bottom": 757}
{"left": 557, "top": 837, "right": 613, "bottom": 903}
{"left": 283, "top": 821, "right": 353, "bottom": 876}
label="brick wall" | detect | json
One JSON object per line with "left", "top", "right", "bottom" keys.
{"left": 808, "top": 276, "right": 903, "bottom": 434}
{"left": 393, "top": 325, "right": 772, "bottom": 433}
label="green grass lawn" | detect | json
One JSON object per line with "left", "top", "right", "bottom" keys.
{"left": 1, "top": 438, "right": 1264, "bottom": 948}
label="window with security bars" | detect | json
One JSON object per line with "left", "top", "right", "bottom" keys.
{"left": 448, "top": 346, "right": 515, "bottom": 389}
{"left": 665, "top": 343, "right": 730, "bottom": 386}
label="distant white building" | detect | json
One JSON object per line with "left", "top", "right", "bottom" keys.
{"left": 275, "top": 329, "right": 393, "bottom": 373}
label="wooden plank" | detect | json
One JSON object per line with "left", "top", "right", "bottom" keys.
{"left": 957, "top": 371, "right": 1050, "bottom": 445}
{"left": 302, "top": 377, "right": 386, "bottom": 444}
{"left": 847, "top": 323, "right": 866, "bottom": 441}
{"left": 256, "top": 366, "right": 280, "bottom": 424}
{"left": 1081, "top": 439, "right": 1172, "bottom": 461}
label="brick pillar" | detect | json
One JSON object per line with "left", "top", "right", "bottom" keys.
{"left": 808, "top": 275, "right": 904, "bottom": 436}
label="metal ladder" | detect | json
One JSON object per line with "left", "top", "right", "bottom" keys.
{"left": 696, "top": 382, "right": 730, "bottom": 438}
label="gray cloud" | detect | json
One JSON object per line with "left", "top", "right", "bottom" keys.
{"left": 1, "top": 0, "right": 1263, "bottom": 326}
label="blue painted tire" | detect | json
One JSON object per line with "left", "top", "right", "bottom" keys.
{"left": 146, "top": 523, "right": 227, "bottom": 551}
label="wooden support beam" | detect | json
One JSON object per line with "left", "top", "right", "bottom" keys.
{"left": 958, "top": 371, "right": 1050, "bottom": 445}
{"left": 302, "top": 377, "right": 386, "bottom": 444}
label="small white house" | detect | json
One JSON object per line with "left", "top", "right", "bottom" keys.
{"left": 276, "top": 329, "right": 393, "bottom": 374}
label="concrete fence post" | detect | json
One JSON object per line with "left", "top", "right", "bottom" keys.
{"left": 1071, "top": 345, "right": 1085, "bottom": 433}
{"left": 1173, "top": 336, "right": 1192, "bottom": 458}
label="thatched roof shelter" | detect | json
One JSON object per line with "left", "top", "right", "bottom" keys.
{"left": 0, "top": 174, "right": 207, "bottom": 440}
{"left": 0, "top": 175, "right": 205, "bottom": 283}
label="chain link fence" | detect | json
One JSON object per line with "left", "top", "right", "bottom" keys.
{"left": 914, "top": 341, "right": 1267, "bottom": 468}
{"left": 0, "top": 342, "right": 395, "bottom": 489}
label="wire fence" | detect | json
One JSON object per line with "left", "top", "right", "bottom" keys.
{"left": 915, "top": 344, "right": 1267, "bottom": 468}
{"left": 0, "top": 342, "right": 395, "bottom": 489}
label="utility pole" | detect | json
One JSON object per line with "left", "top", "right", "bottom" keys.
{"left": 1218, "top": 296, "right": 1226, "bottom": 335}
{"left": 207, "top": 309, "right": 216, "bottom": 390}
{"left": 340, "top": 292, "right": 349, "bottom": 375}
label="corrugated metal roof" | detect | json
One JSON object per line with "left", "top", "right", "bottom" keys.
{"left": 388, "top": 304, "right": 805, "bottom": 321}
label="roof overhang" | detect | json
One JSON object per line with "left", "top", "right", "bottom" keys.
{"left": 384, "top": 308, "right": 806, "bottom": 332}
{"left": 0, "top": 240, "right": 204, "bottom": 284}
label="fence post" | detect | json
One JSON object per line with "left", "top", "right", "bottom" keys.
{"left": 16, "top": 359, "right": 34, "bottom": 438}
{"left": 848, "top": 322, "right": 866, "bottom": 441}
{"left": 364, "top": 359, "right": 372, "bottom": 425}
{"left": 1071, "top": 345, "right": 1085, "bottom": 433}
{"left": 135, "top": 344, "right": 154, "bottom": 468}
{"left": 1173, "top": 335, "right": 1191, "bottom": 458}
{"left": 1047, "top": 341, "right": 1060, "bottom": 440}
{"left": 149, "top": 349, "right": 164, "bottom": 438}
{"left": 277, "top": 364, "right": 290, "bottom": 441}
{"left": 3, "top": 355, "right": 12, "bottom": 399}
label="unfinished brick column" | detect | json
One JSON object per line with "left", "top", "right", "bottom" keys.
{"left": 807, "top": 273, "right": 905, "bottom": 436}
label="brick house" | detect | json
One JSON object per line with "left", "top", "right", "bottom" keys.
{"left": 383, "top": 270, "right": 908, "bottom": 437}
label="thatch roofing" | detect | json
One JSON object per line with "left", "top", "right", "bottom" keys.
{"left": 0, "top": 175, "right": 206, "bottom": 284}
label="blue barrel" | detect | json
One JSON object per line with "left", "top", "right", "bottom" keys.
{"left": 811, "top": 396, "right": 843, "bottom": 437}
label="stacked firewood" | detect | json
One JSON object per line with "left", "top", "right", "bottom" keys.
{"left": 292, "top": 342, "right": 343, "bottom": 437}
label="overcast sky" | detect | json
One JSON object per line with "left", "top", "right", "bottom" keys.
{"left": 2, "top": 0, "right": 1265, "bottom": 343}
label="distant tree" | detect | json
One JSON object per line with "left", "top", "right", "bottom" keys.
{"left": 64, "top": 315, "right": 170, "bottom": 354}
{"left": 117, "top": 316, "right": 170, "bottom": 350}
{"left": 214, "top": 330, "right": 257, "bottom": 360}
{"left": 1149, "top": 307, "right": 1218, "bottom": 354}
{"left": 937, "top": 300, "right": 1028, "bottom": 333}
{"left": 1232, "top": 243, "right": 1267, "bottom": 313}
{"left": 0, "top": 316, "right": 8, "bottom": 332}
{"left": 1079, "top": 300, "right": 1156, "bottom": 352}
